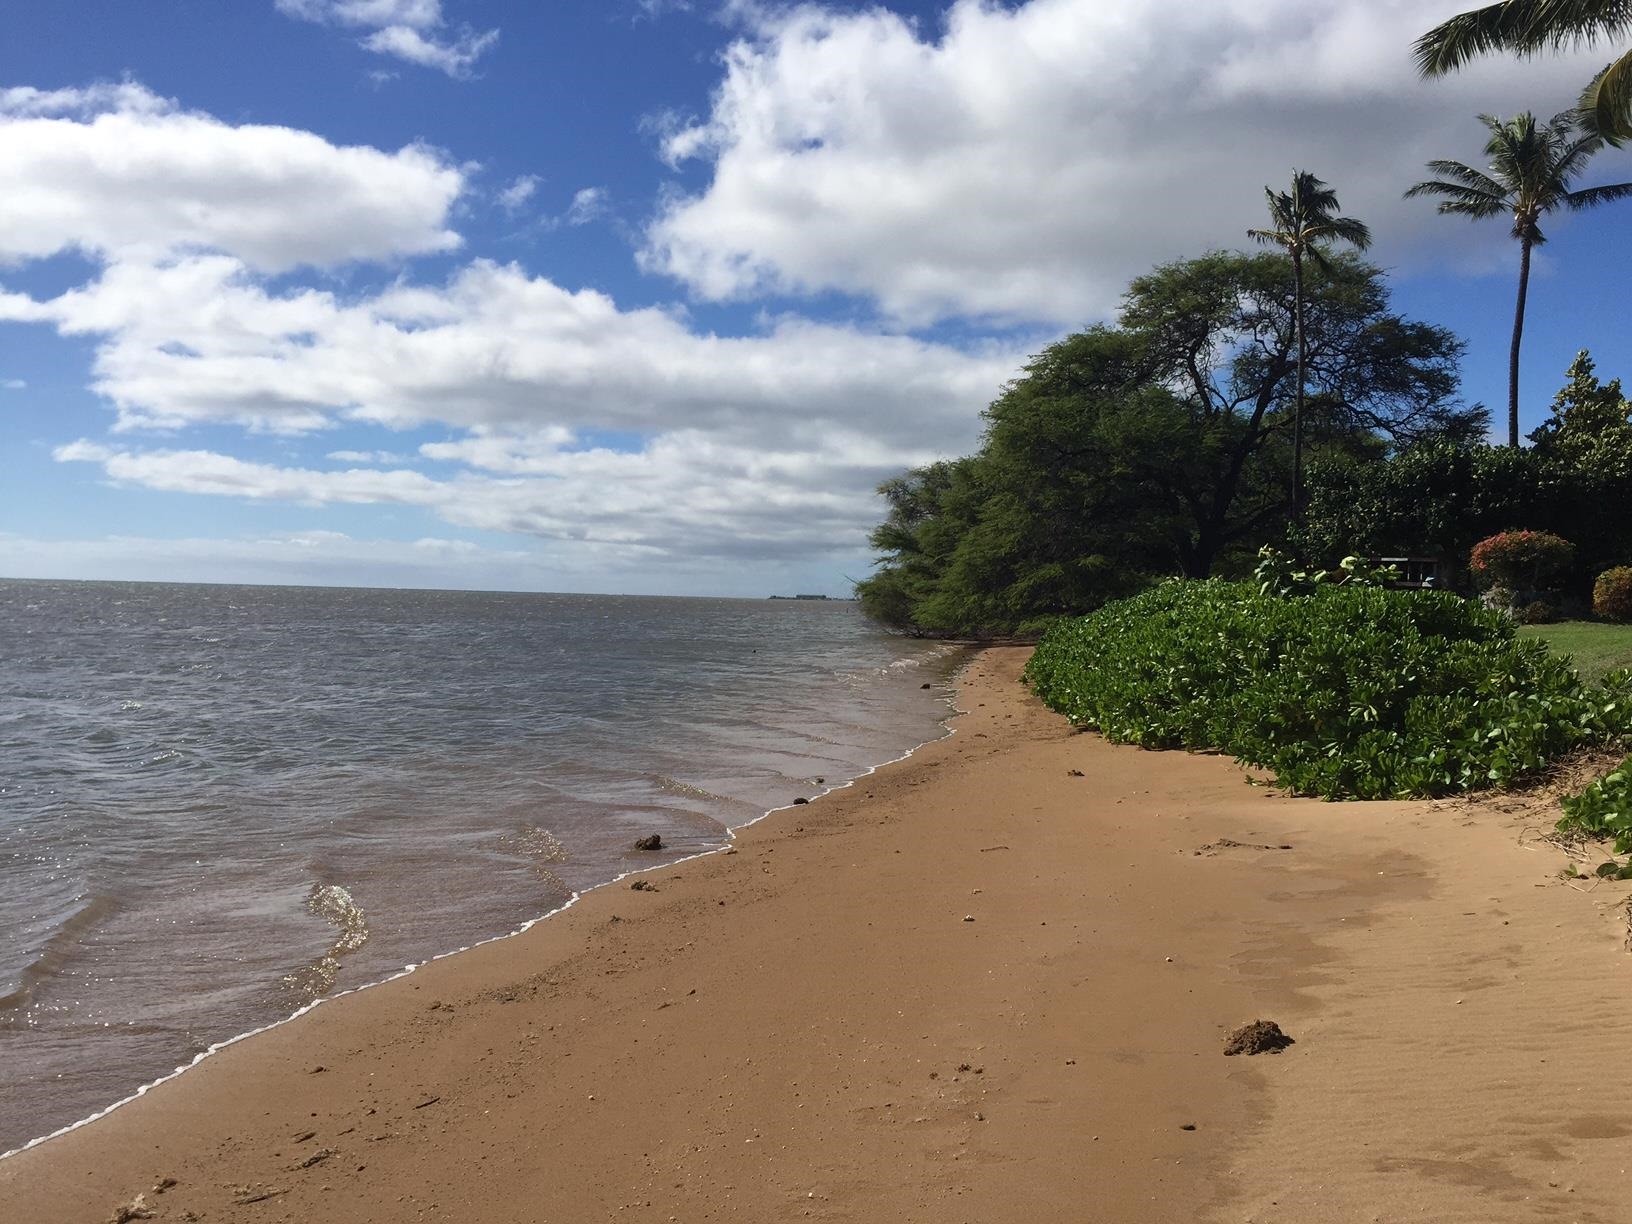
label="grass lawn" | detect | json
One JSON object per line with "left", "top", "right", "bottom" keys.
{"left": 1519, "top": 621, "right": 1632, "bottom": 682}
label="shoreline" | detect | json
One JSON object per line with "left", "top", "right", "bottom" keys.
{"left": 0, "top": 658, "right": 969, "bottom": 1164}
{"left": 5, "top": 646, "right": 1632, "bottom": 1222}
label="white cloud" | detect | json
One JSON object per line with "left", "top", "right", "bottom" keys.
{"left": 52, "top": 422, "right": 959, "bottom": 563}
{"left": 564, "top": 186, "right": 610, "bottom": 227}
{"left": 277, "top": 0, "right": 444, "bottom": 23}
{"left": 497, "top": 174, "right": 540, "bottom": 213}
{"left": 643, "top": 0, "right": 1620, "bottom": 324}
{"left": 55, "top": 441, "right": 446, "bottom": 506}
{"left": 0, "top": 81, "right": 463, "bottom": 270}
{"left": 14, "top": 252, "right": 1017, "bottom": 561}
{"left": 3, "top": 255, "right": 1013, "bottom": 440}
{"left": 0, "top": 75, "right": 1019, "bottom": 570}
{"left": 0, "top": 81, "right": 172, "bottom": 119}
{"left": 632, "top": 0, "right": 694, "bottom": 20}
{"left": 327, "top": 448, "right": 412, "bottom": 463}
{"left": 1, "top": 378, "right": 24, "bottom": 390}
{"left": 277, "top": 0, "right": 499, "bottom": 78}
{"left": 362, "top": 24, "right": 499, "bottom": 76}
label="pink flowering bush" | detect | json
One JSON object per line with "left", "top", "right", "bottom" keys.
{"left": 1468, "top": 530, "right": 1574, "bottom": 592}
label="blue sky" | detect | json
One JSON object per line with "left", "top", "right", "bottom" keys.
{"left": 1, "top": 0, "right": 1628, "bottom": 596}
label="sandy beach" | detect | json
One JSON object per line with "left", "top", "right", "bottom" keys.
{"left": 4, "top": 645, "right": 1632, "bottom": 1223}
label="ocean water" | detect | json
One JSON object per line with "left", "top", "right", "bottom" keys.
{"left": 0, "top": 580, "right": 965, "bottom": 1155}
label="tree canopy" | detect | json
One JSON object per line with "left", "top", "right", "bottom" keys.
{"left": 858, "top": 252, "right": 1476, "bottom": 636}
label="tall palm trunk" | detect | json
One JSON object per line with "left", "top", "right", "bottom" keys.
{"left": 1292, "top": 251, "right": 1307, "bottom": 519}
{"left": 1507, "top": 237, "right": 1533, "bottom": 448}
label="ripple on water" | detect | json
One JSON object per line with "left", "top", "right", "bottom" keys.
{"left": 0, "top": 580, "right": 966, "bottom": 1156}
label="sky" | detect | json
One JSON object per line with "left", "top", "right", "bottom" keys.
{"left": 1, "top": 0, "right": 1629, "bottom": 597}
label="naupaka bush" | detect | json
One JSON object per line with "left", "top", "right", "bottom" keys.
{"left": 1025, "top": 580, "right": 1632, "bottom": 799}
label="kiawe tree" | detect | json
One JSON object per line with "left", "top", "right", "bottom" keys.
{"left": 1247, "top": 171, "right": 1371, "bottom": 519}
{"left": 1405, "top": 110, "right": 1632, "bottom": 447}
{"left": 1415, "top": 1, "right": 1632, "bottom": 143}
{"left": 858, "top": 253, "right": 1475, "bottom": 636}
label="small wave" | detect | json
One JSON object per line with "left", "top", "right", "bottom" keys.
{"left": 879, "top": 643, "right": 960, "bottom": 673}
{"left": 281, "top": 884, "right": 369, "bottom": 999}
{"left": 308, "top": 884, "right": 368, "bottom": 954}
{"left": 643, "top": 774, "right": 760, "bottom": 813}
{"left": 648, "top": 775, "right": 719, "bottom": 801}
{"left": 0, "top": 895, "right": 120, "bottom": 1017}
{"left": 499, "top": 826, "right": 568, "bottom": 865}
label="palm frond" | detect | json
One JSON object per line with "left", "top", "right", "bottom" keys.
{"left": 1517, "top": 0, "right": 1632, "bottom": 51}
{"left": 1316, "top": 216, "right": 1373, "bottom": 249}
{"left": 1552, "top": 129, "right": 1608, "bottom": 180}
{"left": 1415, "top": 2, "right": 1540, "bottom": 75}
{"left": 1405, "top": 180, "right": 1512, "bottom": 216}
{"left": 1422, "top": 158, "right": 1510, "bottom": 195}
{"left": 1564, "top": 178, "right": 1632, "bottom": 206}
{"left": 1417, "top": 0, "right": 1632, "bottom": 76}
{"left": 1581, "top": 48, "right": 1632, "bottom": 141}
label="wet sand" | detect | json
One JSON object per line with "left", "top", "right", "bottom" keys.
{"left": 4, "top": 646, "right": 1631, "bottom": 1222}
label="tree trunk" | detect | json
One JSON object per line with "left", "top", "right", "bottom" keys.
{"left": 1508, "top": 238, "right": 1532, "bottom": 449}
{"left": 1182, "top": 527, "right": 1216, "bottom": 579}
{"left": 1292, "top": 252, "right": 1308, "bottom": 519}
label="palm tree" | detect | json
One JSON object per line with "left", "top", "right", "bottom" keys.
{"left": 1405, "top": 111, "right": 1632, "bottom": 447}
{"left": 1415, "top": 1, "right": 1632, "bottom": 142}
{"left": 1248, "top": 172, "right": 1371, "bottom": 519}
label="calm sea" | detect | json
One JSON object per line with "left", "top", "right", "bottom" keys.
{"left": 0, "top": 580, "right": 965, "bottom": 1155}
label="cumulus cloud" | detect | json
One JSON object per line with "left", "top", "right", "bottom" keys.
{"left": 0, "top": 75, "right": 1021, "bottom": 570}
{"left": 0, "top": 81, "right": 172, "bottom": 118}
{"left": 14, "top": 253, "right": 1017, "bottom": 559}
{"left": 497, "top": 174, "right": 540, "bottom": 213}
{"left": 277, "top": 0, "right": 499, "bottom": 78}
{"left": 53, "top": 422, "right": 963, "bottom": 562}
{"left": 0, "top": 81, "right": 462, "bottom": 270}
{"left": 54, "top": 441, "right": 447, "bottom": 506}
{"left": 3, "top": 255, "right": 1012, "bottom": 440}
{"left": 643, "top": 0, "right": 1617, "bottom": 324}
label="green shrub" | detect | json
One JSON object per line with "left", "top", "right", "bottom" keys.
{"left": 1469, "top": 530, "right": 1574, "bottom": 592}
{"left": 1251, "top": 545, "right": 1399, "bottom": 598}
{"left": 1593, "top": 567, "right": 1632, "bottom": 622}
{"left": 1025, "top": 580, "right": 1628, "bottom": 800}
{"left": 1559, "top": 750, "right": 1632, "bottom": 853}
